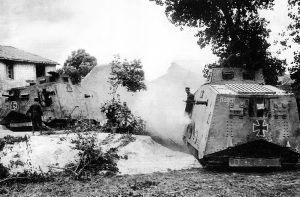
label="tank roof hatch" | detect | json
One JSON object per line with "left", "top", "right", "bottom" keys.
{"left": 225, "top": 84, "right": 276, "bottom": 95}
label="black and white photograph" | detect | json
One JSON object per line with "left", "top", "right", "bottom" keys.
{"left": 0, "top": 0, "right": 300, "bottom": 196}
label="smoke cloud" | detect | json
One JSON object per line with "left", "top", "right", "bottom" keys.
{"left": 133, "top": 83, "right": 190, "bottom": 144}
{"left": 82, "top": 61, "right": 206, "bottom": 146}
{"left": 132, "top": 61, "right": 206, "bottom": 145}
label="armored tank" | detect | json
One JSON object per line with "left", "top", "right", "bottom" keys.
{"left": 0, "top": 72, "right": 103, "bottom": 131}
{"left": 183, "top": 66, "right": 300, "bottom": 168}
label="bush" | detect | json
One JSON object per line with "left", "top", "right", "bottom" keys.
{"left": 66, "top": 119, "right": 101, "bottom": 133}
{"left": 61, "top": 120, "right": 121, "bottom": 180}
{"left": 100, "top": 98, "right": 146, "bottom": 135}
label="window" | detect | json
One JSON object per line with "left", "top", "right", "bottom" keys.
{"left": 39, "top": 78, "right": 46, "bottom": 84}
{"left": 222, "top": 71, "right": 234, "bottom": 80}
{"left": 6, "top": 64, "right": 14, "bottom": 79}
{"left": 20, "top": 93, "right": 29, "bottom": 100}
{"left": 38, "top": 89, "right": 53, "bottom": 107}
{"left": 248, "top": 98, "right": 270, "bottom": 117}
{"left": 36, "top": 64, "right": 45, "bottom": 78}
{"left": 206, "top": 70, "right": 212, "bottom": 83}
{"left": 200, "top": 90, "right": 204, "bottom": 98}
{"left": 256, "top": 98, "right": 264, "bottom": 117}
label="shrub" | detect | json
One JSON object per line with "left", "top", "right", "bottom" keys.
{"left": 61, "top": 120, "right": 121, "bottom": 180}
{"left": 100, "top": 98, "right": 146, "bottom": 135}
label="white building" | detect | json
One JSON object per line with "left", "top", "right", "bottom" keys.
{"left": 0, "top": 45, "right": 58, "bottom": 91}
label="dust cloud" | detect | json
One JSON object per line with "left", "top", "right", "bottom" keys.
{"left": 132, "top": 61, "right": 206, "bottom": 145}
{"left": 82, "top": 61, "right": 206, "bottom": 145}
{"left": 133, "top": 83, "right": 189, "bottom": 144}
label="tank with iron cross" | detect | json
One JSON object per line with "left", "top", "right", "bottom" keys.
{"left": 183, "top": 66, "right": 300, "bottom": 168}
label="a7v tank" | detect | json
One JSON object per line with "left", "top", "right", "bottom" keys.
{"left": 0, "top": 72, "right": 103, "bottom": 130}
{"left": 183, "top": 66, "right": 300, "bottom": 168}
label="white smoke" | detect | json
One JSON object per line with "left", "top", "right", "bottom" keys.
{"left": 132, "top": 61, "right": 206, "bottom": 145}
{"left": 133, "top": 83, "right": 190, "bottom": 144}
{"left": 83, "top": 61, "right": 206, "bottom": 145}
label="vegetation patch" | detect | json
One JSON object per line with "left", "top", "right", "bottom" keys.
{"left": 56, "top": 119, "right": 137, "bottom": 180}
{"left": 60, "top": 131, "right": 121, "bottom": 180}
{"left": 0, "top": 135, "right": 31, "bottom": 180}
{"left": 101, "top": 97, "right": 146, "bottom": 135}
{"left": 0, "top": 135, "right": 54, "bottom": 192}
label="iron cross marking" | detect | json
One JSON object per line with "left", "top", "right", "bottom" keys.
{"left": 253, "top": 120, "right": 268, "bottom": 137}
{"left": 10, "top": 101, "right": 18, "bottom": 111}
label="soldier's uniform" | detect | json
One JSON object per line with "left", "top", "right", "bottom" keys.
{"left": 27, "top": 99, "right": 43, "bottom": 132}
{"left": 185, "top": 92, "right": 194, "bottom": 116}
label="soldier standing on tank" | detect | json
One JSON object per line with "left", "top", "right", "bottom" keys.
{"left": 184, "top": 87, "right": 194, "bottom": 117}
{"left": 27, "top": 97, "right": 43, "bottom": 135}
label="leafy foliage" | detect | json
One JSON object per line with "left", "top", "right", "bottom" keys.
{"left": 100, "top": 97, "right": 146, "bottom": 135}
{"left": 99, "top": 55, "right": 147, "bottom": 135}
{"left": 61, "top": 119, "right": 138, "bottom": 180}
{"left": 109, "top": 55, "right": 146, "bottom": 93}
{"left": 288, "top": 0, "right": 300, "bottom": 44}
{"left": 0, "top": 135, "right": 53, "bottom": 186}
{"left": 55, "top": 119, "right": 122, "bottom": 180}
{"left": 288, "top": 0, "right": 300, "bottom": 89}
{"left": 151, "top": 0, "right": 286, "bottom": 85}
{"left": 65, "top": 131, "right": 120, "bottom": 180}
{"left": 0, "top": 135, "right": 30, "bottom": 150}
{"left": 67, "top": 119, "right": 101, "bottom": 133}
{"left": 58, "top": 49, "right": 97, "bottom": 84}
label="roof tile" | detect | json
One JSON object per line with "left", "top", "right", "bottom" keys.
{"left": 0, "top": 45, "right": 59, "bottom": 65}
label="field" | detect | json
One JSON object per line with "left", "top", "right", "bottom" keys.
{"left": 2, "top": 168, "right": 300, "bottom": 197}
{"left": 1, "top": 129, "right": 300, "bottom": 197}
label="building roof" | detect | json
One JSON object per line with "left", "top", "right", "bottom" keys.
{"left": 0, "top": 45, "right": 59, "bottom": 65}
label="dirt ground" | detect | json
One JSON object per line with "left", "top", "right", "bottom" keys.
{"left": 2, "top": 168, "right": 300, "bottom": 197}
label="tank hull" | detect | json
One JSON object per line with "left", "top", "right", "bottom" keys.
{"left": 0, "top": 74, "right": 104, "bottom": 131}
{"left": 184, "top": 67, "right": 300, "bottom": 168}
{"left": 196, "top": 139, "right": 299, "bottom": 168}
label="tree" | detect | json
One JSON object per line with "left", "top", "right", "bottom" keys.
{"left": 100, "top": 56, "right": 147, "bottom": 134}
{"left": 151, "top": 0, "right": 286, "bottom": 85}
{"left": 287, "top": 0, "right": 300, "bottom": 89}
{"left": 109, "top": 55, "right": 146, "bottom": 94}
{"left": 59, "top": 49, "right": 97, "bottom": 84}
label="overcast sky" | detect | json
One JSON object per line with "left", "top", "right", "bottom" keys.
{"left": 0, "top": 0, "right": 293, "bottom": 80}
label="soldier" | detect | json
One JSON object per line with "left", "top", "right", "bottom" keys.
{"left": 27, "top": 97, "right": 43, "bottom": 134}
{"left": 184, "top": 87, "right": 194, "bottom": 117}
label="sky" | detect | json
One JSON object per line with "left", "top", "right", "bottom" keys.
{"left": 0, "top": 0, "right": 294, "bottom": 81}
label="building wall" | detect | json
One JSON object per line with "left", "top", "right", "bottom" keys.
{"left": 0, "top": 63, "right": 36, "bottom": 94}
{"left": 14, "top": 63, "right": 36, "bottom": 81}
{"left": 0, "top": 62, "right": 6, "bottom": 79}
{"left": 0, "top": 62, "right": 56, "bottom": 94}
{"left": 45, "top": 65, "right": 56, "bottom": 76}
